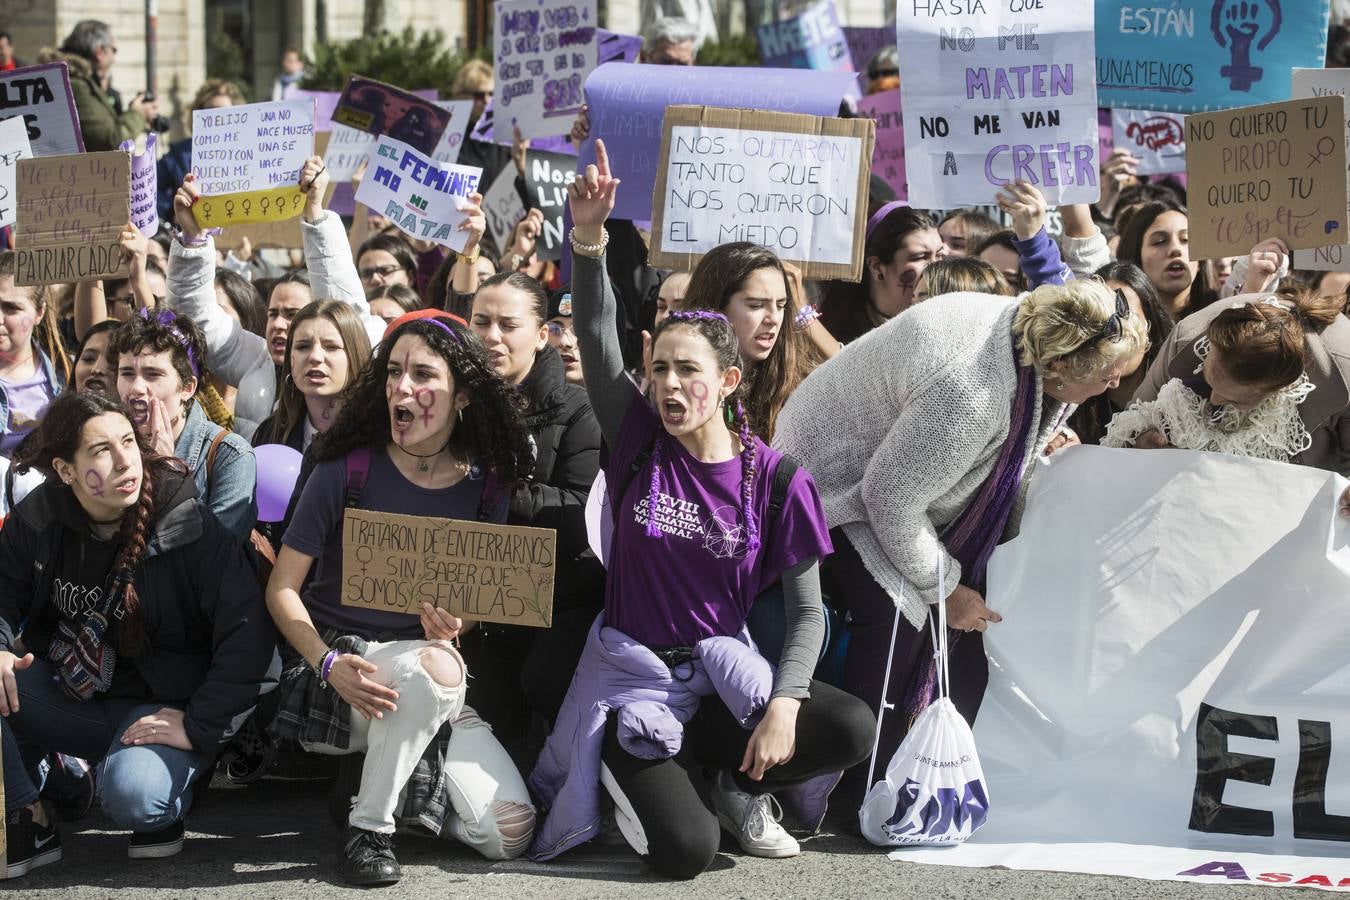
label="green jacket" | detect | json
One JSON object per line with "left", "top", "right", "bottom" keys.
{"left": 55, "top": 50, "right": 146, "bottom": 151}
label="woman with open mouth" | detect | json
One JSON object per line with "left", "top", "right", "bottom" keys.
{"left": 1115, "top": 198, "right": 1218, "bottom": 321}
{"left": 528, "top": 140, "right": 875, "bottom": 880}
{"left": 467, "top": 276, "right": 604, "bottom": 743}
{"left": 0, "top": 391, "right": 278, "bottom": 881}
{"left": 72, "top": 320, "right": 119, "bottom": 398}
{"left": 266, "top": 314, "right": 538, "bottom": 886}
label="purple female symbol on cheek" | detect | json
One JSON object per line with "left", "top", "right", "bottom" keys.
{"left": 84, "top": 469, "right": 104, "bottom": 497}
{"left": 414, "top": 388, "right": 436, "bottom": 426}
{"left": 688, "top": 380, "right": 709, "bottom": 416}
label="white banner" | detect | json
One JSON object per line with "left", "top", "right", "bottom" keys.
{"left": 353, "top": 136, "right": 482, "bottom": 252}
{"left": 895, "top": 0, "right": 1099, "bottom": 208}
{"left": 1110, "top": 108, "right": 1186, "bottom": 175}
{"left": 895, "top": 446, "right": 1350, "bottom": 890}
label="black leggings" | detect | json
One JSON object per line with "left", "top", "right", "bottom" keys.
{"left": 600, "top": 679, "right": 874, "bottom": 880}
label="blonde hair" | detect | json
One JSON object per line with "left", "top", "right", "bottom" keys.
{"left": 192, "top": 79, "right": 247, "bottom": 111}
{"left": 452, "top": 60, "right": 493, "bottom": 97}
{"left": 1013, "top": 279, "right": 1148, "bottom": 383}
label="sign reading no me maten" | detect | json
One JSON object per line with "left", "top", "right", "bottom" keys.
{"left": 340, "top": 508, "right": 555, "bottom": 628}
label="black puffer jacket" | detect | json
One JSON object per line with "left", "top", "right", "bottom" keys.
{"left": 513, "top": 345, "right": 605, "bottom": 612}
{"left": 0, "top": 470, "right": 281, "bottom": 755}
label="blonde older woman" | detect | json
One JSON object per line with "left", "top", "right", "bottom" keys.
{"left": 774, "top": 279, "right": 1148, "bottom": 793}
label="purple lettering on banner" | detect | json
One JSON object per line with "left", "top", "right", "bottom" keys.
{"left": 580, "top": 62, "right": 856, "bottom": 221}
{"left": 857, "top": 89, "right": 906, "bottom": 201}
{"left": 120, "top": 132, "right": 159, "bottom": 236}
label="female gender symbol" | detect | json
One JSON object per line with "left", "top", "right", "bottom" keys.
{"left": 688, "top": 381, "right": 710, "bottom": 415}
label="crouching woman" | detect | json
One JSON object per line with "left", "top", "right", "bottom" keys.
{"left": 264, "top": 314, "right": 539, "bottom": 887}
{"left": 0, "top": 392, "right": 280, "bottom": 879}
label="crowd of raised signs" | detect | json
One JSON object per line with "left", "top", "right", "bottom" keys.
{"left": 4, "top": 7, "right": 1350, "bottom": 890}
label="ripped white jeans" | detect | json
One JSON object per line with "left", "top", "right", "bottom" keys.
{"left": 305, "top": 639, "right": 535, "bottom": 859}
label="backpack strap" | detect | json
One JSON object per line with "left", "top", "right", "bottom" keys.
{"left": 609, "top": 436, "right": 656, "bottom": 525}
{"left": 344, "top": 447, "right": 372, "bottom": 508}
{"left": 761, "top": 454, "right": 799, "bottom": 552}
{"left": 204, "top": 429, "right": 230, "bottom": 493}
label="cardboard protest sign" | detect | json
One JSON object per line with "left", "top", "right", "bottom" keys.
{"left": 896, "top": 0, "right": 1100, "bottom": 208}
{"left": 495, "top": 0, "right": 598, "bottom": 140}
{"left": 1096, "top": 0, "right": 1331, "bottom": 113}
{"left": 191, "top": 98, "right": 315, "bottom": 228}
{"left": 522, "top": 149, "right": 577, "bottom": 262}
{"left": 1292, "top": 68, "right": 1350, "bottom": 272}
{"left": 582, "top": 63, "right": 857, "bottom": 221}
{"left": 857, "top": 88, "right": 905, "bottom": 201}
{"left": 0, "top": 115, "right": 33, "bottom": 229}
{"left": 120, "top": 133, "right": 158, "bottom": 236}
{"left": 15, "top": 151, "right": 130, "bottom": 285}
{"left": 757, "top": 0, "right": 853, "bottom": 72}
{"left": 340, "top": 508, "right": 555, "bottom": 627}
{"left": 0, "top": 63, "right": 83, "bottom": 157}
{"left": 354, "top": 135, "right": 482, "bottom": 252}
{"left": 333, "top": 76, "right": 450, "bottom": 155}
{"left": 1185, "top": 96, "right": 1348, "bottom": 261}
{"left": 651, "top": 105, "right": 873, "bottom": 281}
{"left": 1110, "top": 108, "right": 1186, "bottom": 175}
{"left": 481, "top": 165, "right": 527, "bottom": 257}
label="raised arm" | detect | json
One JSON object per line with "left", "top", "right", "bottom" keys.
{"left": 568, "top": 139, "right": 638, "bottom": 447}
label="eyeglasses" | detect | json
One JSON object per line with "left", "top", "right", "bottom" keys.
{"left": 547, "top": 321, "right": 574, "bottom": 338}
{"left": 1095, "top": 288, "right": 1132, "bottom": 343}
{"left": 359, "top": 264, "right": 401, "bottom": 282}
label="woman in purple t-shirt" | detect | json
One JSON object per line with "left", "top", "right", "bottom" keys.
{"left": 266, "top": 315, "right": 539, "bottom": 886}
{"left": 532, "top": 141, "right": 874, "bottom": 879}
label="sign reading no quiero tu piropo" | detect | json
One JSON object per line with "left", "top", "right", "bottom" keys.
{"left": 651, "top": 106, "right": 873, "bottom": 281}
{"left": 896, "top": 0, "right": 1101, "bottom": 208}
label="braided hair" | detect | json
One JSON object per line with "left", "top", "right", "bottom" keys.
{"left": 309, "top": 317, "right": 535, "bottom": 488}
{"left": 647, "top": 310, "right": 760, "bottom": 553}
{"left": 12, "top": 392, "right": 187, "bottom": 655}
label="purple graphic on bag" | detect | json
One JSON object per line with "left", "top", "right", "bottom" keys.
{"left": 886, "top": 776, "right": 990, "bottom": 838}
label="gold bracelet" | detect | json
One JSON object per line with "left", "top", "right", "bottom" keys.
{"left": 458, "top": 246, "right": 481, "bottom": 265}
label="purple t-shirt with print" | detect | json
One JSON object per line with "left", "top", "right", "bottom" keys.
{"left": 604, "top": 398, "right": 833, "bottom": 648}
{"left": 284, "top": 448, "right": 507, "bottom": 640}
{"left": 0, "top": 367, "right": 55, "bottom": 456}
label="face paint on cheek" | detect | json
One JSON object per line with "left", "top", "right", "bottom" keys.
{"left": 19, "top": 316, "right": 31, "bottom": 332}
{"left": 688, "top": 380, "right": 709, "bottom": 416}
{"left": 414, "top": 387, "right": 435, "bottom": 425}
{"left": 84, "top": 469, "right": 104, "bottom": 497}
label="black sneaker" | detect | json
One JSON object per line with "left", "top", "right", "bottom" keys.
{"left": 339, "top": 825, "right": 401, "bottom": 886}
{"left": 4, "top": 805, "right": 61, "bottom": 879}
{"left": 128, "top": 818, "right": 185, "bottom": 859}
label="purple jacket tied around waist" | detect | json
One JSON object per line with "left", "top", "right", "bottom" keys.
{"left": 527, "top": 615, "right": 773, "bottom": 861}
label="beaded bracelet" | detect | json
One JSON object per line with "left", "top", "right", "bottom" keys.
{"left": 794, "top": 304, "right": 820, "bottom": 330}
{"left": 569, "top": 227, "right": 610, "bottom": 256}
{"left": 318, "top": 649, "right": 339, "bottom": 683}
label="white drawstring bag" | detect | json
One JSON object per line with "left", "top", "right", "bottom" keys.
{"left": 859, "top": 556, "right": 991, "bottom": 846}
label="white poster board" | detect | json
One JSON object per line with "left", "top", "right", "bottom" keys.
{"left": 494, "top": 0, "right": 598, "bottom": 140}
{"left": 1293, "top": 68, "right": 1350, "bottom": 272}
{"left": 1110, "top": 108, "right": 1186, "bottom": 175}
{"left": 429, "top": 100, "right": 476, "bottom": 166}
{"left": 895, "top": 446, "right": 1350, "bottom": 891}
{"left": 895, "top": 0, "right": 1100, "bottom": 207}
{"left": 354, "top": 135, "right": 482, "bottom": 252}
{"left": 0, "top": 115, "right": 34, "bottom": 229}
{"left": 191, "top": 98, "right": 315, "bottom": 196}
{"left": 480, "top": 165, "right": 526, "bottom": 257}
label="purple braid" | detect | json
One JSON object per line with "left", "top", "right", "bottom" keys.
{"left": 737, "top": 400, "right": 760, "bottom": 553}
{"left": 645, "top": 435, "right": 664, "bottom": 539}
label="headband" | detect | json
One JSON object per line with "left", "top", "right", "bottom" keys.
{"left": 665, "top": 310, "right": 730, "bottom": 325}
{"left": 383, "top": 308, "right": 469, "bottom": 342}
{"left": 138, "top": 308, "right": 199, "bottom": 377}
{"left": 866, "top": 200, "right": 910, "bottom": 239}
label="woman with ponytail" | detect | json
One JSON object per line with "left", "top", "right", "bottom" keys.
{"left": 265, "top": 313, "right": 538, "bottom": 886}
{"left": 109, "top": 309, "right": 259, "bottom": 542}
{"left": 0, "top": 251, "right": 68, "bottom": 458}
{"left": 0, "top": 392, "right": 279, "bottom": 879}
{"left": 528, "top": 142, "right": 874, "bottom": 880}
{"left": 1129, "top": 284, "right": 1350, "bottom": 476}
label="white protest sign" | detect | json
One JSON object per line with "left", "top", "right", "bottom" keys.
{"left": 1294, "top": 68, "right": 1350, "bottom": 272}
{"left": 650, "top": 106, "right": 873, "bottom": 280}
{"left": 354, "top": 135, "right": 482, "bottom": 252}
{"left": 0, "top": 63, "right": 83, "bottom": 157}
{"left": 897, "top": 446, "right": 1350, "bottom": 890}
{"left": 0, "top": 115, "right": 34, "bottom": 229}
{"left": 495, "top": 0, "right": 598, "bottom": 139}
{"left": 1110, "top": 108, "right": 1186, "bottom": 175}
{"left": 480, "top": 165, "right": 527, "bottom": 257}
{"left": 191, "top": 98, "right": 316, "bottom": 228}
{"left": 896, "top": 0, "right": 1100, "bottom": 207}
{"left": 322, "top": 124, "right": 375, "bottom": 182}
{"left": 430, "top": 100, "right": 475, "bottom": 166}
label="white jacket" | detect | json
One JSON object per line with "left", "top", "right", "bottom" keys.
{"left": 167, "top": 211, "right": 384, "bottom": 440}
{"left": 774, "top": 293, "right": 1063, "bottom": 628}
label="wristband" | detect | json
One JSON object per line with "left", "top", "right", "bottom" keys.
{"left": 174, "top": 228, "right": 209, "bottom": 249}
{"left": 569, "top": 227, "right": 609, "bottom": 257}
{"left": 458, "top": 245, "right": 481, "bottom": 265}
{"left": 794, "top": 304, "right": 820, "bottom": 330}
{"left": 318, "top": 649, "right": 338, "bottom": 683}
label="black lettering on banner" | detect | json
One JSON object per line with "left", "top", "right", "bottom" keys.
{"left": 1189, "top": 702, "right": 1277, "bottom": 837}
{"left": 1293, "top": 719, "right": 1350, "bottom": 842}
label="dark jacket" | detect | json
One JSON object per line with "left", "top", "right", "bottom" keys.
{"left": 48, "top": 49, "right": 146, "bottom": 152}
{"left": 0, "top": 470, "right": 281, "bottom": 754}
{"left": 514, "top": 345, "right": 604, "bottom": 612}
{"left": 157, "top": 136, "right": 193, "bottom": 222}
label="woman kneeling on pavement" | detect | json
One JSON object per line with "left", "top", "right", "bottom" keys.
{"left": 265, "top": 313, "right": 538, "bottom": 886}
{"left": 527, "top": 142, "right": 875, "bottom": 880}
{"left": 0, "top": 392, "right": 280, "bottom": 879}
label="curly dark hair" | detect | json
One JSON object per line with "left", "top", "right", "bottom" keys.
{"left": 308, "top": 317, "right": 535, "bottom": 488}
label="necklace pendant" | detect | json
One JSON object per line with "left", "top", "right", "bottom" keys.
{"left": 418, "top": 458, "right": 429, "bottom": 472}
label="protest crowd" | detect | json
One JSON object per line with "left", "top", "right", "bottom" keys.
{"left": 3, "top": 1, "right": 1350, "bottom": 891}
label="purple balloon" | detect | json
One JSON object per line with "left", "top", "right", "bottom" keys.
{"left": 254, "top": 443, "right": 304, "bottom": 523}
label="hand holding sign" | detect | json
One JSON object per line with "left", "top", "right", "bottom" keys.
{"left": 567, "top": 137, "right": 620, "bottom": 236}
{"left": 1242, "top": 237, "right": 1289, "bottom": 294}
{"left": 460, "top": 192, "right": 486, "bottom": 255}
{"left": 419, "top": 602, "right": 464, "bottom": 642}
{"left": 299, "top": 156, "right": 329, "bottom": 223}
{"left": 997, "top": 181, "right": 1049, "bottom": 240}
{"left": 174, "top": 173, "right": 204, "bottom": 243}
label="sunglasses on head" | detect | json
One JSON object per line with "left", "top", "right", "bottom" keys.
{"left": 1094, "top": 288, "right": 1131, "bottom": 343}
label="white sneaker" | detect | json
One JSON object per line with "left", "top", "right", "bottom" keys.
{"left": 710, "top": 772, "right": 800, "bottom": 859}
